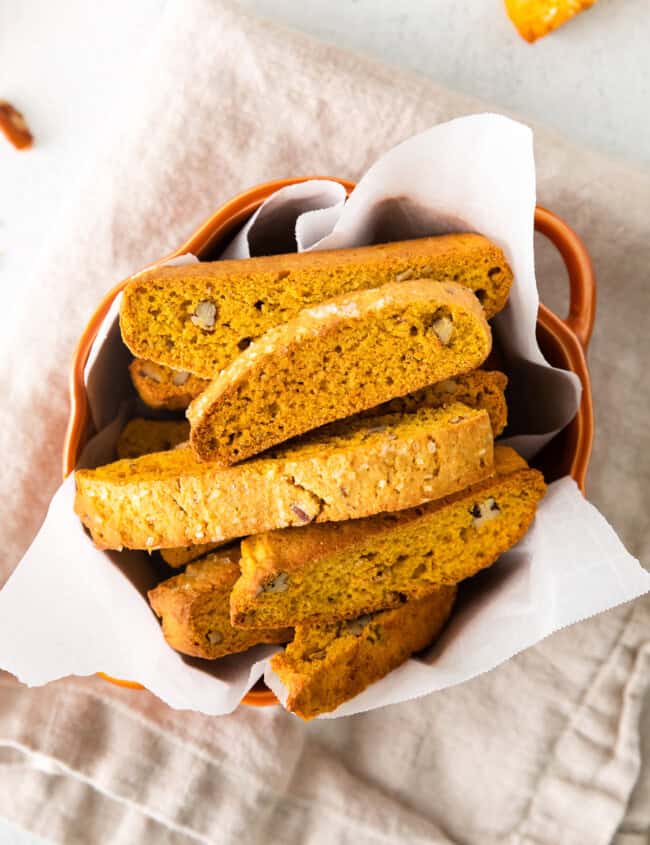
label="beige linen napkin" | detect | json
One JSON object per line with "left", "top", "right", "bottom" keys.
{"left": 1, "top": 1, "right": 649, "bottom": 843}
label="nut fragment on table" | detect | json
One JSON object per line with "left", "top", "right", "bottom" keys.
{"left": 0, "top": 101, "right": 33, "bottom": 150}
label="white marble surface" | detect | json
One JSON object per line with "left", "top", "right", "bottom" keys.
{"left": 0, "top": 822, "right": 47, "bottom": 845}
{"left": 0, "top": 1, "right": 648, "bottom": 842}
{"left": 238, "top": 0, "right": 650, "bottom": 166}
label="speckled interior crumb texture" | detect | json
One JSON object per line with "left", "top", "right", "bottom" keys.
{"left": 148, "top": 549, "right": 291, "bottom": 659}
{"left": 230, "top": 446, "right": 546, "bottom": 628}
{"left": 188, "top": 279, "right": 491, "bottom": 465}
{"left": 120, "top": 234, "right": 511, "bottom": 378}
{"left": 116, "top": 418, "right": 190, "bottom": 460}
{"left": 359, "top": 369, "right": 507, "bottom": 437}
{"left": 74, "top": 403, "right": 494, "bottom": 551}
{"left": 272, "top": 587, "right": 456, "bottom": 720}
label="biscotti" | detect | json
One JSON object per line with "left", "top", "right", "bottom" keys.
{"left": 75, "top": 403, "right": 494, "bottom": 550}
{"left": 148, "top": 549, "right": 291, "bottom": 659}
{"left": 272, "top": 587, "right": 456, "bottom": 719}
{"left": 116, "top": 418, "right": 190, "bottom": 459}
{"left": 363, "top": 370, "right": 507, "bottom": 437}
{"left": 120, "top": 235, "right": 512, "bottom": 378}
{"left": 129, "top": 359, "right": 208, "bottom": 411}
{"left": 230, "top": 446, "right": 545, "bottom": 628}
{"left": 159, "top": 543, "right": 222, "bottom": 568}
{"left": 188, "top": 279, "right": 491, "bottom": 464}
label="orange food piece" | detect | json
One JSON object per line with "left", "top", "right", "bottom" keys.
{"left": 0, "top": 100, "right": 33, "bottom": 149}
{"left": 505, "top": 0, "right": 596, "bottom": 42}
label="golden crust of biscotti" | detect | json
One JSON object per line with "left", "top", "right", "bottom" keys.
{"left": 231, "top": 446, "right": 546, "bottom": 628}
{"left": 159, "top": 543, "right": 223, "bottom": 568}
{"left": 74, "top": 402, "right": 494, "bottom": 551}
{"left": 188, "top": 279, "right": 492, "bottom": 464}
{"left": 116, "top": 418, "right": 190, "bottom": 459}
{"left": 272, "top": 587, "right": 456, "bottom": 719}
{"left": 363, "top": 370, "right": 507, "bottom": 436}
{"left": 129, "top": 359, "right": 208, "bottom": 411}
{"left": 148, "top": 549, "right": 291, "bottom": 659}
{"left": 120, "top": 235, "right": 512, "bottom": 378}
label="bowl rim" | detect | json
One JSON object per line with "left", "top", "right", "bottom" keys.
{"left": 64, "top": 176, "right": 596, "bottom": 709}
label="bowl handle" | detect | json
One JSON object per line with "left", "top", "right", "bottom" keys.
{"left": 534, "top": 206, "right": 596, "bottom": 350}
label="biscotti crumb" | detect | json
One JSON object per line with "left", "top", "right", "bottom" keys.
{"left": 505, "top": 0, "right": 596, "bottom": 43}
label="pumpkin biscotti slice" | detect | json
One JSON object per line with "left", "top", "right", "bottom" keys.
{"left": 75, "top": 402, "right": 493, "bottom": 551}
{"left": 129, "top": 359, "right": 208, "bottom": 411}
{"left": 120, "top": 234, "right": 511, "bottom": 378}
{"left": 362, "top": 369, "right": 508, "bottom": 437}
{"left": 116, "top": 418, "right": 190, "bottom": 459}
{"left": 148, "top": 549, "right": 291, "bottom": 659}
{"left": 188, "top": 279, "right": 491, "bottom": 464}
{"left": 272, "top": 587, "right": 456, "bottom": 720}
{"left": 230, "top": 446, "right": 546, "bottom": 629}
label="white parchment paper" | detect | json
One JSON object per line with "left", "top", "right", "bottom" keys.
{"left": 1, "top": 115, "right": 648, "bottom": 717}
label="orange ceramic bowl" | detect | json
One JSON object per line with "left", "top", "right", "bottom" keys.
{"left": 63, "top": 176, "right": 596, "bottom": 708}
